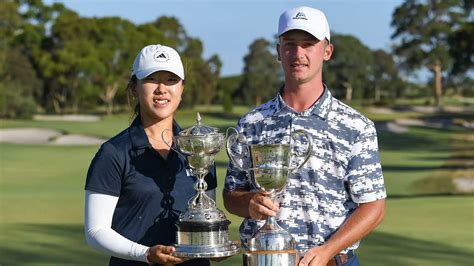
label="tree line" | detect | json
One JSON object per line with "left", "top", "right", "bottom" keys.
{"left": 1, "top": 0, "right": 472, "bottom": 118}
{"left": 1, "top": 0, "right": 221, "bottom": 117}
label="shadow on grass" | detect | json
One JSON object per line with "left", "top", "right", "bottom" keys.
{"left": 424, "top": 111, "right": 474, "bottom": 122}
{"left": 1, "top": 224, "right": 472, "bottom": 266}
{"left": 387, "top": 193, "right": 474, "bottom": 199}
{"left": 376, "top": 131, "right": 443, "bottom": 152}
{"left": 383, "top": 164, "right": 474, "bottom": 171}
{"left": 417, "top": 155, "right": 474, "bottom": 161}
{"left": 358, "top": 231, "right": 473, "bottom": 265}
{"left": 0, "top": 223, "right": 108, "bottom": 265}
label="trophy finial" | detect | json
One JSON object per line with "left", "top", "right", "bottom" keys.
{"left": 196, "top": 112, "right": 202, "bottom": 125}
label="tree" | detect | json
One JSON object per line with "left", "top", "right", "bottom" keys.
{"left": 391, "top": 0, "right": 468, "bottom": 108}
{"left": 0, "top": 46, "right": 40, "bottom": 118}
{"left": 93, "top": 17, "right": 150, "bottom": 115}
{"left": 0, "top": 0, "right": 40, "bottom": 118}
{"left": 371, "top": 50, "right": 405, "bottom": 101}
{"left": 48, "top": 10, "right": 102, "bottom": 113}
{"left": 217, "top": 75, "right": 242, "bottom": 113}
{"left": 153, "top": 16, "right": 187, "bottom": 51}
{"left": 179, "top": 37, "right": 221, "bottom": 108}
{"left": 448, "top": 21, "right": 473, "bottom": 75}
{"left": 0, "top": 0, "right": 22, "bottom": 76}
{"left": 7, "top": 0, "right": 218, "bottom": 114}
{"left": 14, "top": 0, "right": 77, "bottom": 113}
{"left": 324, "top": 34, "right": 374, "bottom": 101}
{"left": 203, "top": 54, "right": 222, "bottom": 106}
{"left": 447, "top": 14, "right": 473, "bottom": 97}
{"left": 240, "top": 38, "right": 280, "bottom": 107}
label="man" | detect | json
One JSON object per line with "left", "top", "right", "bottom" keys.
{"left": 223, "top": 6, "right": 386, "bottom": 266}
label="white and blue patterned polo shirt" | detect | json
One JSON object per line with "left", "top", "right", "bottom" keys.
{"left": 224, "top": 86, "right": 386, "bottom": 253}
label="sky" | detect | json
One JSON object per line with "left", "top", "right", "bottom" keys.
{"left": 44, "top": 0, "right": 405, "bottom": 77}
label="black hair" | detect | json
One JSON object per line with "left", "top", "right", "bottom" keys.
{"left": 126, "top": 75, "right": 139, "bottom": 122}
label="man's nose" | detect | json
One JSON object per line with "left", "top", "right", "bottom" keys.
{"left": 293, "top": 45, "right": 305, "bottom": 58}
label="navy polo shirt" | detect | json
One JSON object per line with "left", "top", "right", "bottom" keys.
{"left": 85, "top": 117, "right": 216, "bottom": 266}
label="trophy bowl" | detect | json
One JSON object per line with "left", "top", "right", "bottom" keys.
{"left": 248, "top": 144, "right": 291, "bottom": 193}
{"left": 226, "top": 129, "right": 312, "bottom": 266}
{"left": 174, "top": 134, "right": 223, "bottom": 173}
{"left": 162, "top": 113, "right": 240, "bottom": 258}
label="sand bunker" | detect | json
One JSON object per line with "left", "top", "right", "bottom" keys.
{"left": 0, "top": 128, "right": 105, "bottom": 145}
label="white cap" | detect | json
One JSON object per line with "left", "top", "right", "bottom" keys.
{"left": 132, "top": 44, "right": 184, "bottom": 80}
{"left": 278, "top": 6, "right": 330, "bottom": 42}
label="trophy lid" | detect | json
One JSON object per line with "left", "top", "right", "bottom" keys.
{"left": 179, "top": 112, "right": 219, "bottom": 136}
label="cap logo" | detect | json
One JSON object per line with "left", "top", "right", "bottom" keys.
{"left": 293, "top": 12, "right": 308, "bottom": 20}
{"left": 153, "top": 51, "right": 169, "bottom": 62}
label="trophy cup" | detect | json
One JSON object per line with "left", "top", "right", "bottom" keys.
{"left": 162, "top": 113, "right": 240, "bottom": 258}
{"left": 226, "top": 129, "right": 312, "bottom": 266}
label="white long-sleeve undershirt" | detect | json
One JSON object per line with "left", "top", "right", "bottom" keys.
{"left": 84, "top": 189, "right": 217, "bottom": 263}
{"left": 84, "top": 190, "right": 149, "bottom": 263}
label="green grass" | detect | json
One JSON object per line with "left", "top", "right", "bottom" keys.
{"left": 1, "top": 108, "right": 473, "bottom": 265}
{"left": 357, "top": 195, "right": 474, "bottom": 266}
{"left": 379, "top": 127, "right": 452, "bottom": 196}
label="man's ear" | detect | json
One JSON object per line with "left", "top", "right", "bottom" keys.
{"left": 323, "top": 42, "right": 334, "bottom": 61}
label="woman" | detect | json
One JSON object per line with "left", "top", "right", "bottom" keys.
{"left": 84, "top": 44, "right": 216, "bottom": 266}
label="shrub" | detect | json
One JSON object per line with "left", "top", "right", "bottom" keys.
{"left": 0, "top": 83, "right": 37, "bottom": 119}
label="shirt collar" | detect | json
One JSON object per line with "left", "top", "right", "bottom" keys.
{"left": 275, "top": 84, "right": 333, "bottom": 120}
{"left": 129, "top": 116, "right": 182, "bottom": 150}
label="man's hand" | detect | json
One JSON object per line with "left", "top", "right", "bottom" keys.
{"left": 298, "top": 245, "right": 333, "bottom": 266}
{"left": 299, "top": 199, "right": 385, "bottom": 266}
{"left": 223, "top": 190, "right": 280, "bottom": 219}
{"left": 248, "top": 192, "right": 279, "bottom": 220}
{"left": 147, "top": 245, "right": 188, "bottom": 265}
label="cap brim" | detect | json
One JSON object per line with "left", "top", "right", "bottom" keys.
{"left": 279, "top": 26, "right": 327, "bottom": 41}
{"left": 136, "top": 67, "right": 184, "bottom": 80}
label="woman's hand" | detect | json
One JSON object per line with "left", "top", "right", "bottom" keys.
{"left": 147, "top": 245, "right": 188, "bottom": 265}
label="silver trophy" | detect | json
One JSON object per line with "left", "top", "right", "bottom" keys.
{"left": 226, "top": 129, "right": 312, "bottom": 266}
{"left": 162, "top": 113, "right": 240, "bottom": 258}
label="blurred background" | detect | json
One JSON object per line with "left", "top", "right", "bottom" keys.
{"left": 0, "top": 0, "right": 473, "bottom": 265}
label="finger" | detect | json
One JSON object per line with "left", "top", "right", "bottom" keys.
{"left": 267, "top": 197, "right": 280, "bottom": 212}
{"left": 299, "top": 256, "right": 307, "bottom": 266}
{"left": 298, "top": 251, "right": 311, "bottom": 266}
{"left": 167, "top": 254, "right": 186, "bottom": 263}
{"left": 260, "top": 206, "right": 277, "bottom": 217}
{"left": 272, "top": 201, "right": 280, "bottom": 212}
{"left": 250, "top": 203, "right": 276, "bottom": 219}
{"left": 159, "top": 253, "right": 185, "bottom": 264}
{"left": 256, "top": 194, "right": 276, "bottom": 209}
{"left": 249, "top": 194, "right": 280, "bottom": 219}
{"left": 159, "top": 245, "right": 176, "bottom": 254}
{"left": 260, "top": 197, "right": 279, "bottom": 216}
{"left": 299, "top": 252, "right": 318, "bottom": 266}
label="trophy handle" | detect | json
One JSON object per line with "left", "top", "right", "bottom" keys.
{"left": 225, "top": 127, "right": 248, "bottom": 171}
{"left": 161, "top": 129, "right": 187, "bottom": 161}
{"left": 290, "top": 130, "right": 313, "bottom": 171}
